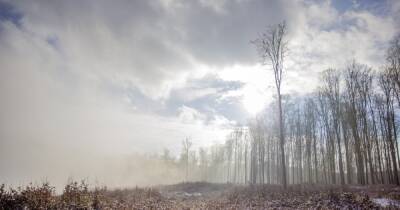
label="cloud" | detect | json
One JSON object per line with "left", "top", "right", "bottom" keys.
{"left": 0, "top": 3, "right": 231, "bottom": 188}
{"left": 280, "top": 0, "right": 399, "bottom": 96}
{"left": 178, "top": 105, "right": 207, "bottom": 124}
{"left": 4, "top": 0, "right": 292, "bottom": 100}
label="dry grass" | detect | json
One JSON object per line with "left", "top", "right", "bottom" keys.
{"left": 1, "top": 181, "right": 400, "bottom": 209}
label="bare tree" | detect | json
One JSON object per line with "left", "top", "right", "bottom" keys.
{"left": 387, "top": 34, "right": 400, "bottom": 106}
{"left": 378, "top": 69, "right": 399, "bottom": 185}
{"left": 321, "top": 69, "right": 345, "bottom": 185}
{"left": 344, "top": 62, "right": 366, "bottom": 185}
{"left": 198, "top": 147, "right": 208, "bottom": 181}
{"left": 253, "top": 21, "right": 288, "bottom": 188}
{"left": 182, "top": 137, "right": 192, "bottom": 182}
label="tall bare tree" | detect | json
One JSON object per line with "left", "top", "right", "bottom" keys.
{"left": 378, "top": 69, "right": 399, "bottom": 185}
{"left": 253, "top": 21, "right": 288, "bottom": 188}
{"left": 321, "top": 69, "right": 345, "bottom": 185}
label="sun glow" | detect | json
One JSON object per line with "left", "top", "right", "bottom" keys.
{"left": 218, "top": 64, "right": 273, "bottom": 116}
{"left": 242, "top": 85, "right": 266, "bottom": 115}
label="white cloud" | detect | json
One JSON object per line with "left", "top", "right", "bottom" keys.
{"left": 178, "top": 105, "right": 206, "bottom": 124}
{"left": 0, "top": 16, "right": 231, "bottom": 188}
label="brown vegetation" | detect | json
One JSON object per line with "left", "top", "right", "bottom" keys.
{"left": 2, "top": 181, "right": 400, "bottom": 209}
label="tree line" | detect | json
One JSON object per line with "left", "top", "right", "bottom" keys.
{"left": 161, "top": 25, "right": 400, "bottom": 187}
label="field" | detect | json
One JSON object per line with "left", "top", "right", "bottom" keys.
{"left": 1, "top": 182, "right": 400, "bottom": 209}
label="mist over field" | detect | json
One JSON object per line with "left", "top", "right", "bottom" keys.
{"left": 1, "top": 0, "right": 400, "bottom": 209}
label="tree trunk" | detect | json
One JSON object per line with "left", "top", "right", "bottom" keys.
{"left": 278, "top": 93, "right": 287, "bottom": 188}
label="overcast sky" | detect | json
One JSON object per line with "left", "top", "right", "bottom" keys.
{"left": 0, "top": 0, "right": 399, "bottom": 187}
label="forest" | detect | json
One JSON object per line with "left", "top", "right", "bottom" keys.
{"left": 159, "top": 22, "right": 400, "bottom": 188}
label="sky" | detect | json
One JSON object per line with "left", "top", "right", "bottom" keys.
{"left": 0, "top": 0, "right": 399, "bottom": 188}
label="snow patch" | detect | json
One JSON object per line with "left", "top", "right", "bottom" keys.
{"left": 372, "top": 198, "right": 400, "bottom": 208}
{"left": 174, "top": 191, "right": 202, "bottom": 198}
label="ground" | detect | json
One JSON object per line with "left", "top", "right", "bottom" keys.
{"left": 2, "top": 182, "right": 400, "bottom": 209}
{"left": 156, "top": 183, "right": 400, "bottom": 209}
